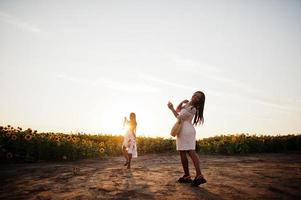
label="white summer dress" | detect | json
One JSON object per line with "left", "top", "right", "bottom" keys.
{"left": 176, "top": 105, "right": 197, "bottom": 151}
{"left": 122, "top": 130, "right": 138, "bottom": 158}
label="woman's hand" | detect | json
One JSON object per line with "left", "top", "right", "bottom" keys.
{"left": 168, "top": 101, "right": 179, "bottom": 118}
{"left": 167, "top": 101, "right": 174, "bottom": 110}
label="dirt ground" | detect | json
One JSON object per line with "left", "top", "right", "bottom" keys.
{"left": 0, "top": 153, "right": 300, "bottom": 200}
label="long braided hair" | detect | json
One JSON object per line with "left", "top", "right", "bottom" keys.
{"left": 192, "top": 91, "right": 205, "bottom": 126}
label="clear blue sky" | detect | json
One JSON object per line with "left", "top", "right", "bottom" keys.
{"left": 1, "top": 0, "right": 301, "bottom": 138}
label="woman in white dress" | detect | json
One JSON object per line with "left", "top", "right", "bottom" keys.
{"left": 122, "top": 112, "right": 138, "bottom": 169}
{"left": 167, "top": 91, "right": 207, "bottom": 186}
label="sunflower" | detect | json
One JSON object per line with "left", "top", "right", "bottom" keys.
{"left": 55, "top": 136, "right": 61, "bottom": 142}
{"left": 66, "top": 135, "right": 72, "bottom": 142}
{"left": 11, "top": 134, "right": 17, "bottom": 141}
{"left": 99, "top": 148, "right": 105, "bottom": 154}
{"left": 5, "top": 132, "right": 11, "bottom": 137}
{"left": 6, "top": 152, "right": 13, "bottom": 159}
{"left": 72, "top": 137, "right": 78, "bottom": 143}
{"left": 24, "top": 134, "right": 32, "bottom": 141}
{"left": 26, "top": 128, "right": 32, "bottom": 134}
{"left": 99, "top": 142, "right": 105, "bottom": 147}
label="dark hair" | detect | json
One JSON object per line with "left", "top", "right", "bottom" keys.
{"left": 129, "top": 112, "right": 137, "bottom": 133}
{"left": 193, "top": 91, "right": 205, "bottom": 126}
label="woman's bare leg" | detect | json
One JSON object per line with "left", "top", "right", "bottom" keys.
{"left": 179, "top": 151, "right": 190, "bottom": 176}
{"left": 122, "top": 146, "right": 129, "bottom": 164}
{"left": 127, "top": 153, "right": 132, "bottom": 169}
{"left": 188, "top": 150, "right": 202, "bottom": 177}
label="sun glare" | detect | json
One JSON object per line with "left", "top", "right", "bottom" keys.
{"left": 98, "top": 96, "right": 159, "bottom": 137}
{"left": 99, "top": 99, "right": 136, "bottom": 135}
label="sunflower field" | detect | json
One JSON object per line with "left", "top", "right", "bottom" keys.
{"left": 197, "top": 134, "right": 301, "bottom": 154}
{"left": 1, "top": 125, "right": 300, "bottom": 163}
{"left": 0, "top": 125, "right": 176, "bottom": 163}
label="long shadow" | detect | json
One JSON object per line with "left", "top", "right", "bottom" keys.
{"left": 115, "top": 168, "right": 156, "bottom": 200}
{"left": 189, "top": 186, "right": 223, "bottom": 200}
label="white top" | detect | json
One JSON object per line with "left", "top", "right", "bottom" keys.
{"left": 176, "top": 105, "right": 197, "bottom": 151}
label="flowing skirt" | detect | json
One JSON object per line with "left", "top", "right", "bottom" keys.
{"left": 122, "top": 131, "right": 138, "bottom": 158}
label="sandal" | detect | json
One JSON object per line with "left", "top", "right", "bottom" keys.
{"left": 191, "top": 175, "right": 207, "bottom": 186}
{"left": 178, "top": 175, "right": 192, "bottom": 183}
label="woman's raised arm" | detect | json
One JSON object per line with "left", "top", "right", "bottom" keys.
{"left": 168, "top": 101, "right": 179, "bottom": 118}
